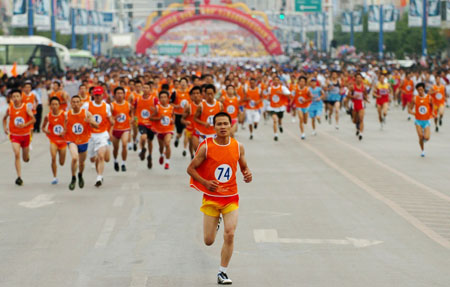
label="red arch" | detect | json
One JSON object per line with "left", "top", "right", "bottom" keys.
{"left": 136, "top": 4, "right": 283, "bottom": 55}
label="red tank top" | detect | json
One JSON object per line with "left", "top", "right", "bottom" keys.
{"left": 8, "top": 104, "right": 32, "bottom": 136}
{"left": 66, "top": 109, "right": 91, "bottom": 145}
{"left": 47, "top": 111, "right": 66, "bottom": 143}
{"left": 196, "top": 100, "right": 221, "bottom": 135}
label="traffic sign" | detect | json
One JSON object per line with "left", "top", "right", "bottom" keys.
{"left": 295, "top": 0, "right": 322, "bottom": 12}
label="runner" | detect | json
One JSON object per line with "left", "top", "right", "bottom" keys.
{"left": 291, "top": 76, "right": 312, "bottom": 139}
{"left": 398, "top": 71, "right": 415, "bottom": 120}
{"left": 65, "top": 95, "right": 98, "bottom": 190}
{"left": 194, "top": 84, "right": 223, "bottom": 141}
{"left": 49, "top": 81, "right": 69, "bottom": 111}
{"left": 171, "top": 77, "right": 190, "bottom": 156}
{"left": 42, "top": 97, "right": 67, "bottom": 184}
{"left": 325, "top": 71, "right": 342, "bottom": 129}
{"left": 152, "top": 90, "right": 175, "bottom": 170}
{"left": 374, "top": 72, "right": 392, "bottom": 130}
{"left": 182, "top": 86, "right": 202, "bottom": 159}
{"left": 221, "top": 85, "right": 239, "bottom": 137}
{"left": 243, "top": 78, "right": 263, "bottom": 140}
{"left": 21, "top": 80, "right": 38, "bottom": 116}
{"left": 83, "top": 86, "right": 115, "bottom": 187}
{"left": 430, "top": 74, "right": 446, "bottom": 132}
{"left": 266, "top": 75, "right": 291, "bottom": 141}
{"left": 187, "top": 112, "right": 252, "bottom": 285}
{"left": 308, "top": 78, "right": 325, "bottom": 136}
{"left": 78, "top": 84, "right": 91, "bottom": 104}
{"left": 131, "top": 81, "right": 144, "bottom": 151}
{"left": 408, "top": 83, "right": 433, "bottom": 157}
{"left": 134, "top": 82, "right": 159, "bottom": 169}
{"left": 348, "top": 73, "right": 369, "bottom": 140}
{"left": 111, "top": 87, "right": 132, "bottom": 172}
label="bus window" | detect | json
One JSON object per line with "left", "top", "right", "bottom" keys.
{"left": 0, "top": 46, "right": 5, "bottom": 65}
{"left": 7, "top": 45, "right": 36, "bottom": 65}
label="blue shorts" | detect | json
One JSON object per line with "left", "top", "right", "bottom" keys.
{"left": 309, "top": 106, "right": 323, "bottom": 118}
{"left": 239, "top": 106, "right": 245, "bottom": 112}
{"left": 415, "top": 119, "right": 430, "bottom": 130}
{"left": 68, "top": 142, "right": 89, "bottom": 153}
{"left": 297, "top": 107, "right": 309, "bottom": 114}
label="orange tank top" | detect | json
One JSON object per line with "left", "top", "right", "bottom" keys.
{"left": 245, "top": 87, "right": 262, "bottom": 110}
{"left": 431, "top": 85, "right": 445, "bottom": 106}
{"left": 9, "top": 104, "right": 32, "bottom": 136}
{"left": 186, "top": 102, "right": 199, "bottom": 132}
{"left": 269, "top": 86, "right": 286, "bottom": 108}
{"left": 22, "top": 92, "right": 36, "bottom": 114}
{"left": 111, "top": 101, "right": 131, "bottom": 131}
{"left": 80, "top": 94, "right": 91, "bottom": 104}
{"left": 197, "top": 100, "right": 221, "bottom": 135}
{"left": 190, "top": 137, "right": 240, "bottom": 197}
{"left": 66, "top": 109, "right": 90, "bottom": 145}
{"left": 154, "top": 104, "right": 174, "bottom": 134}
{"left": 222, "top": 96, "right": 239, "bottom": 119}
{"left": 50, "top": 90, "right": 67, "bottom": 111}
{"left": 402, "top": 80, "right": 414, "bottom": 95}
{"left": 47, "top": 111, "right": 66, "bottom": 143}
{"left": 174, "top": 89, "right": 191, "bottom": 114}
{"left": 415, "top": 94, "right": 433, "bottom": 121}
{"left": 88, "top": 101, "right": 110, "bottom": 133}
{"left": 293, "top": 86, "right": 311, "bottom": 108}
{"left": 135, "top": 95, "right": 157, "bottom": 127}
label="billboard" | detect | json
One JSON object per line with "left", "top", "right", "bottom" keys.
{"left": 368, "top": 5, "right": 396, "bottom": 32}
{"left": 409, "top": 0, "right": 441, "bottom": 27}
{"left": 342, "top": 10, "right": 363, "bottom": 33}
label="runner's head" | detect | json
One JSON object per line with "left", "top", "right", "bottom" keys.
{"left": 159, "top": 90, "right": 170, "bottom": 105}
{"left": 415, "top": 82, "right": 425, "bottom": 95}
{"left": 189, "top": 86, "right": 202, "bottom": 103}
{"left": 204, "top": 84, "right": 216, "bottom": 103}
{"left": 92, "top": 86, "right": 104, "bottom": 103}
{"left": 298, "top": 76, "right": 307, "bottom": 87}
{"left": 79, "top": 84, "right": 87, "bottom": 95}
{"left": 49, "top": 96, "right": 61, "bottom": 113}
{"left": 52, "top": 81, "right": 61, "bottom": 91}
{"left": 180, "top": 77, "right": 189, "bottom": 89}
{"left": 226, "top": 85, "right": 235, "bottom": 97}
{"left": 309, "top": 77, "right": 317, "bottom": 87}
{"left": 71, "top": 95, "right": 81, "bottom": 111}
{"left": 249, "top": 78, "right": 257, "bottom": 88}
{"left": 213, "top": 112, "right": 232, "bottom": 137}
{"left": 10, "top": 89, "right": 22, "bottom": 105}
{"left": 272, "top": 75, "right": 280, "bottom": 86}
{"left": 22, "top": 80, "right": 32, "bottom": 94}
{"left": 143, "top": 81, "right": 153, "bottom": 96}
{"left": 114, "top": 86, "right": 125, "bottom": 102}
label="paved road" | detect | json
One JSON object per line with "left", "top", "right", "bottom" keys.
{"left": 1, "top": 105, "right": 450, "bottom": 287}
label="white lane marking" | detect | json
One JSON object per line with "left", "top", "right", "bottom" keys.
{"left": 129, "top": 273, "right": 148, "bottom": 287}
{"left": 113, "top": 196, "right": 125, "bottom": 207}
{"left": 254, "top": 229, "right": 383, "bottom": 248}
{"left": 252, "top": 211, "right": 291, "bottom": 218}
{"left": 121, "top": 183, "right": 140, "bottom": 190}
{"left": 286, "top": 129, "right": 450, "bottom": 249}
{"left": 19, "top": 194, "right": 55, "bottom": 209}
{"left": 94, "top": 218, "right": 116, "bottom": 248}
{"left": 321, "top": 131, "right": 450, "bottom": 203}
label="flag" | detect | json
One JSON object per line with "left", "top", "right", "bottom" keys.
{"left": 11, "top": 62, "right": 18, "bottom": 78}
{"left": 181, "top": 41, "right": 188, "bottom": 54}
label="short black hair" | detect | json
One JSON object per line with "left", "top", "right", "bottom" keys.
{"left": 53, "top": 81, "right": 61, "bottom": 87}
{"left": 416, "top": 82, "right": 425, "bottom": 90}
{"left": 213, "top": 112, "right": 231, "bottom": 125}
{"left": 49, "top": 96, "right": 60, "bottom": 104}
{"left": 71, "top": 95, "right": 81, "bottom": 100}
{"left": 161, "top": 84, "right": 170, "bottom": 91}
{"left": 114, "top": 86, "right": 125, "bottom": 95}
{"left": 226, "top": 84, "right": 235, "bottom": 90}
{"left": 10, "top": 89, "right": 22, "bottom": 96}
{"left": 298, "top": 76, "right": 307, "bottom": 82}
{"left": 159, "top": 90, "right": 170, "bottom": 98}
{"left": 189, "top": 86, "right": 202, "bottom": 95}
{"left": 204, "top": 84, "right": 216, "bottom": 93}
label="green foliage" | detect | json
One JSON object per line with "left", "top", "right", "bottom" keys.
{"left": 10, "top": 27, "right": 85, "bottom": 50}
{"left": 333, "top": 12, "right": 447, "bottom": 58}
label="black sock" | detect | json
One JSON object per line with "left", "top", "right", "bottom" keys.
{"left": 72, "top": 176, "right": 76, "bottom": 181}
{"left": 78, "top": 172, "right": 82, "bottom": 178}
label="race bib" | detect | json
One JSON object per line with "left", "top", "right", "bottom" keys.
{"left": 53, "top": 125, "right": 63, "bottom": 135}
{"left": 72, "top": 123, "right": 84, "bottom": 135}
{"left": 227, "top": 105, "right": 236, "bottom": 114}
{"left": 249, "top": 100, "right": 255, "bottom": 108}
{"left": 418, "top": 105, "right": 428, "bottom": 115}
{"left": 141, "top": 109, "right": 150, "bottom": 119}
{"left": 93, "top": 114, "right": 103, "bottom": 124}
{"left": 116, "top": 113, "right": 127, "bottom": 123}
{"left": 207, "top": 115, "right": 214, "bottom": 126}
{"left": 180, "top": 99, "right": 188, "bottom": 108}
{"left": 436, "top": 93, "right": 443, "bottom": 100}
{"left": 14, "top": 117, "right": 25, "bottom": 127}
{"left": 161, "top": 116, "right": 171, "bottom": 126}
{"left": 215, "top": 164, "right": 232, "bottom": 183}
{"left": 297, "top": 97, "right": 304, "bottom": 103}
{"left": 272, "top": 95, "right": 280, "bottom": 103}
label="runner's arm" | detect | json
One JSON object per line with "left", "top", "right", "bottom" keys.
{"left": 194, "top": 104, "right": 209, "bottom": 127}
{"left": 408, "top": 97, "right": 416, "bottom": 116}
{"left": 23, "top": 107, "right": 36, "bottom": 128}
{"left": 181, "top": 104, "right": 190, "bottom": 125}
{"left": 187, "top": 144, "right": 219, "bottom": 192}
{"left": 2, "top": 109, "right": 9, "bottom": 135}
{"left": 86, "top": 111, "right": 99, "bottom": 129}
{"left": 238, "top": 143, "right": 252, "bottom": 183}
{"left": 42, "top": 114, "right": 50, "bottom": 135}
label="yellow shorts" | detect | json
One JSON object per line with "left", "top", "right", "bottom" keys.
{"left": 200, "top": 194, "right": 239, "bottom": 218}
{"left": 186, "top": 129, "right": 193, "bottom": 139}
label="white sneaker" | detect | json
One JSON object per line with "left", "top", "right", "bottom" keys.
{"left": 312, "top": 131, "right": 317, "bottom": 136}
{"left": 301, "top": 133, "right": 306, "bottom": 140}
{"left": 335, "top": 125, "right": 339, "bottom": 130}
{"left": 421, "top": 151, "right": 426, "bottom": 157}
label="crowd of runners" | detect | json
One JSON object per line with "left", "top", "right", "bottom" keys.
{"left": 1, "top": 57, "right": 450, "bottom": 284}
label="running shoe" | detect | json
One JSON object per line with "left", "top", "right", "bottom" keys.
{"left": 407, "top": 116, "right": 411, "bottom": 121}
{"left": 279, "top": 126, "right": 283, "bottom": 133}
{"left": 164, "top": 163, "right": 169, "bottom": 170}
{"left": 147, "top": 155, "right": 152, "bottom": 169}
{"left": 182, "top": 150, "right": 187, "bottom": 157}
{"left": 95, "top": 179, "right": 102, "bottom": 188}
{"left": 78, "top": 173, "right": 85, "bottom": 189}
{"left": 15, "top": 177, "right": 23, "bottom": 186}
{"left": 253, "top": 124, "right": 257, "bottom": 129}
{"left": 69, "top": 178, "right": 76, "bottom": 190}
{"left": 274, "top": 136, "right": 278, "bottom": 141}
{"left": 121, "top": 164, "right": 126, "bottom": 172}
{"left": 359, "top": 134, "right": 363, "bottom": 141}
{"left": 127, "top": 143, "right": 132, "bottom": 150}
{"left": 356, "top": 130, "right": 360, "bottom": 136}
{"left": 133, "top": 143, "right": 137, "bottom": 151}
{"left": 250, "top": 134, "right": 253, "bottom": 140}
{"left": 217, "top": 272, "right": 232, "bottom": 285}
{"left": 312, "top": 130, "right": 317, "bottom": 136}
{"left": 174, "top": 138, "right": 179, "bottom": 148}
{"left": 114, "top": 162, "right": 119, "bottom": 172}
{"left": 301, "top": 133, "right": 306, "bottom": 140}
{"left": 421, "top": 151, "right": 426, "bottom": 157}
{"left": 335, "top": 125, "right": 339, "bottom": 130}
{"left": 439, "top": 118, "right": 442, "bottom": 126}
{"left": 139, "top": 148, "right": 147, "bottom": 161}
{"left": 325, "top": 114, "right": 328, "bottom": 120}
{"left": 435, "top": 126, "right": 439, "bottom": 132}
{"left": 51, "top": 178, "right": 59, "bottom": 185}
{"left": 159, "top": 155, "right": 164, "bottom": 165}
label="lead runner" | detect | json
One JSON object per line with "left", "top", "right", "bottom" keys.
{"left": 187, "top": 112, "right": 252, "bottom": 285}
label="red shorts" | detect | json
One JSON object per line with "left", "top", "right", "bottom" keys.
{"left": 157, "top": 132, "right": 173, "bottom": 140}
{"left": 352, "top": 99, "right": 364, "bottom": 111}
{"left": 376, "top": 96, "right": 389, "bottom": 106}
{"left": 402, "top": 94, "right": 413, "bottom": 106}
{"left": 50, "top": 139, "right": 67, "bottom": 150}
{"left": 231, "top": 118, "right": 238, "bottom": 126}
{"left": 10, "top": 134, "right": 31, "bottom": 148}
{"left": 200, "top": 194, "right": 239, "bottom": 217}
{"left": 112, "top": 129, "right": 130, "bottom": 139}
